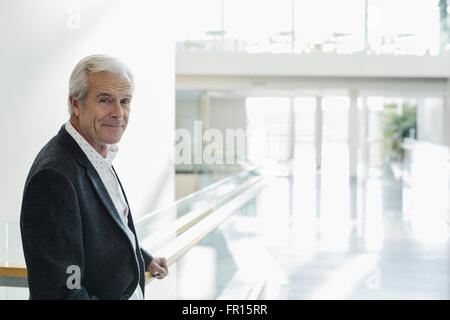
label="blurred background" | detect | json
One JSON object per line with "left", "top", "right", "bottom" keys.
{"left": 0, "top": 0, "right": 449, "bottom": 299}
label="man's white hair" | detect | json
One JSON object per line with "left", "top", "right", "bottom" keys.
{"left": 68, "top": 54, "right": 135, "bottom": 115}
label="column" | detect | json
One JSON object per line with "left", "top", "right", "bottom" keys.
{"left": 416, "top": 97, "right": 425, "bottom": 141}
{"left": 361, "top": 96, "right": 369, "bottom": 177}
{"left": 201, "top": 91, "right": 211, "bottom": 131}
{"left": 288, "top": 97, "right": 296, "bottom": 161}
{"left": 446, "top": 78, "right": 450, "bottom": 148}
{"left": 315, "top": 96, "right": 323, "bottom": 171}
{"left": 349, "top": 90, "right": 359, "bottom": 179}
{"left": 287, "top": 97, "right": 296, "bottom": 176}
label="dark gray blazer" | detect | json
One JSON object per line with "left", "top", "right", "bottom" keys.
{"left": 20, "top": 125, "right": 153, "bottom": 300}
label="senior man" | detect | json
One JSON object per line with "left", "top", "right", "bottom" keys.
{"left": 20, "top": 54, "right": 168, "bottom": 300}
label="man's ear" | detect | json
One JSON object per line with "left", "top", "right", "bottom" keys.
{"left": 69, "top": 96, "right": 82, "bottom": 117}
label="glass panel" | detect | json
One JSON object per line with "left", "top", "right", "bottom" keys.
{"left": 175, "top": 0, "right": 443, "bottom": 55}
{"left": 175, "top": 196, "right": 263, "bottom": 299}
{"left": 174, "top": 0, "right": 223, "bottom": 41}
{"left": 246, "top": 97, "right": 290, "bottom": 163}
{"left": 366, "top": 96, "right": 385, "bottom": 168}
{"left": 367, "top": 0, "right": 440, "bottom": 55}
{"left": 294, "top": 97, "right": 316, "bottom": 142}
{"left": 0, "top": 221, "right": 24, "bottom": 264}
{"left": 321, "top": 97, "right": 350, "bottom": 205}
{"left": 0, "top": 221, "right": 28, "bottom": 300}
{"left": 135, "top": 168, "right": 262, "bottom": 252}
{"left": 225, "top": 0, "right": 292, "bottom": 53}
{"left": 294, "top": 97, "right": 316, "bottom": 170}
{"left": 322, "top": 96, "right": 350, "bottom": 142}
{"left": 6, "top": 222, "right": 24, "bottom": 264}
{"left": 0, "top": 221, "right": 5, "bottom": 263}
{"left": 294, "top": 0, "right": 365, "bottom": 54}
{"left": 0, "top": 287, "right": 29, "bottom": 300}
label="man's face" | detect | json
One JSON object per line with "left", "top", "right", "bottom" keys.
{"left": 72, "top": 71, "right": 133, "bottom": 150}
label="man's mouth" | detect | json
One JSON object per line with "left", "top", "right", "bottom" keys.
{"left": 103, "top": 124, "right": 124, "bottom": 127}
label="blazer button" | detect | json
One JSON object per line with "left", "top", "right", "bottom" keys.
{"left": 122, "top": 294, "right": 129, "bottom": 300}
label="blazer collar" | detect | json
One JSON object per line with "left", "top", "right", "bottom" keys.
{"left": 55, "top": 124, "right": 91, "bottom": 169}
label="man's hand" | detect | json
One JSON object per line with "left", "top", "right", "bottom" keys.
{"left": 147, "top": 257, "right": 168, "bottom": 279}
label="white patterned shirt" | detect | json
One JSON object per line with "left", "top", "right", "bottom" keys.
{"left": 65, "top": 120, "right": 143, "bottom": 300}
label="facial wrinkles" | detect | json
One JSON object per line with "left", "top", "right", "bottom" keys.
{"left": 91, "top": 81, "right": 132, "bottom": 126}
{"left": 92, "top": 81, "right": 132, "bottom": 97}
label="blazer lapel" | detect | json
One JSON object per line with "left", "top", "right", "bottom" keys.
{"left": 55, "top": 125, "right": 129, "bottom": 236}
{"left": 85, "top": 166, "right": 129, "bottom": 236}
{"left": 111, "top": 166, "right": 137, "bottom": 235}
{"left": 111, "top": 166, "right": 130, "bottom": 208}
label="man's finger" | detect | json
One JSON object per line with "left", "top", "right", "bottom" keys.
{"left": 161, "top": 258, "right": 168, "bottom": 271}
{"left": 157, "top": 259, "right": 168, "bottom": 275}
{"left": 151, "top": 263, "right": 166, "bottom": 276}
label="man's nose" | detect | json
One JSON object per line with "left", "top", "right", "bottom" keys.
{"left": 111, "top": 100, "right": 124, "bottom": 120}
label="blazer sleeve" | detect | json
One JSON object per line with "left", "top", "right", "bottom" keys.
{"left": 140, "top": 248, "right": 153, "bottom": 270}
{"left": 20, "top": 168, "right": 99, "bottom": 300}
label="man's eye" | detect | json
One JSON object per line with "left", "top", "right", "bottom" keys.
{"left": 121, "top": 99, "right": 130, "bottom": 104}
{"left": 99, "top": 99, "right": 110, "bottom": 103}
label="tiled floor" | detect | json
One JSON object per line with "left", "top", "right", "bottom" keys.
{"left": 175, "top": 149, "right": 448, "bottom": 299}
{"left": 252, "top": 161, "right": 449, "bottom": 299}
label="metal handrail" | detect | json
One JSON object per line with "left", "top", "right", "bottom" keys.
{"left": 135, "top": 166, "right": 258, "bottom": 225}
{"left": 138, "top": 175, "right": 262, "bottom": 254}
{"left": 144, "top": 177, "right": 266, "bottom": 284}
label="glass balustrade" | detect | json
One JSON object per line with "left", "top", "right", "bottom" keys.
{"left": 174, "top": 195, "right": 266, "bottom": 299}
{"left": 0, "top": 221, "right": 27, "bottom": 299}
{"left": 174, "top": 0, "right": 448, "bottom": 56}
{"left": 0, "top": 167, "right": 265, "bottom": 299}
{"left": 135, "top": 167, "right": 262, "bottom": 254}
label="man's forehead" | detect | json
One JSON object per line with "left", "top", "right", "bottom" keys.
{"left": 88, "top": 71, "right": 133, "bottom": 94}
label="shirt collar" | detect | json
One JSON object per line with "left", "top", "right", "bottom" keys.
{"left": 65, "top": 120, "right": 118, "bottom": 168}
